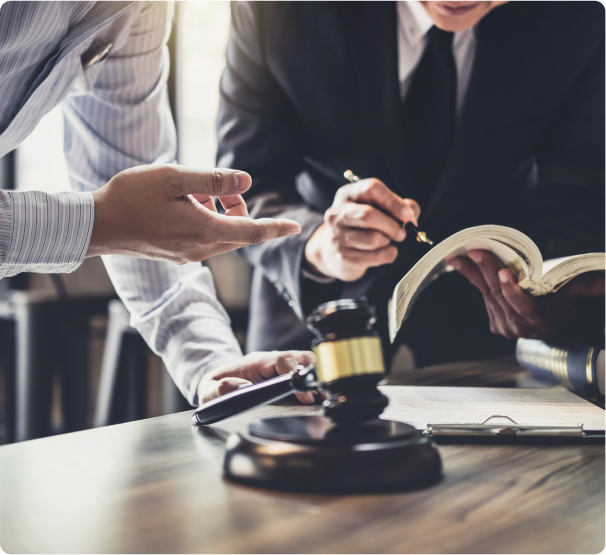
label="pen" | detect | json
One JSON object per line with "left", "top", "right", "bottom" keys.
{"left": 343, "top": 170, "right": 434, "bottom": 246}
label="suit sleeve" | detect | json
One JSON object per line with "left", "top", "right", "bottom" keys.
{"left": 528, "top": 32, "right": 605, "bottom": 344}
{"left": 216, "top": 2, "right": 326, "bottom": 321}
{"left": 529, "top": 35, "right": 605, "bottom": 257}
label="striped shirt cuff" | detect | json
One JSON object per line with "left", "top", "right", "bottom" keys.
{"left": 0, "top": 190, "right": 94, "bottom": 278}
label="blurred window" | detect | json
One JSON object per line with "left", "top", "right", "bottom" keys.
{"left": 177, "top": 1, "right": 231, "bottom": 168}
{"left": 16, "top": 105, "right": 70, "bottom": 193}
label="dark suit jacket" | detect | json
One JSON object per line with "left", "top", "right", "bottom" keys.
{"left": 216, "top": 1, "right": 605, "bottom": 357}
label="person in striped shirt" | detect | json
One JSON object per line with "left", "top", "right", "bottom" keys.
{"left": 0, "top": 1, "right": 315, "bottom": 406}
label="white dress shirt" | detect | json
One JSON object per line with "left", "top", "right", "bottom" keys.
{"left": 0, "top": 1, "right": 242, "bottom": 404}
{"left": 397, "top": 1, "right": 477, "bottom": 116}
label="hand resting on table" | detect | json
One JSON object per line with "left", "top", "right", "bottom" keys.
{"left": 197, "top": 350, "right": 316, "bottom": 405}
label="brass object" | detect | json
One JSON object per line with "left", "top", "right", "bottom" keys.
{"left": 517, "top": 341, "right": 573, "bottom": 390}
{"left": 313, "top": 336, "right": 385, "bottom": 383}
{"left": 550, "top": 346, "right": 572, "bottom": 390}
{"left": 586, "top": 346, "right": 595, "bottom": 384}
{"left": 343, "top": 169, "right": 359, "bottom": 182}
{"left": 343, "top": 169, "right": 433, "bottom": 246}
{"left": 415, "top": 230, "right": 434, "bottom": 246}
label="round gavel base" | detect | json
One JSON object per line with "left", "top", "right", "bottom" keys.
{"left": 223, "top": 416, "right": 442, "bottom": 492}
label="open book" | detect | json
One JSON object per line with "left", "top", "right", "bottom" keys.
{"left": 389, "top": 225, "right": 605, "bottom": 342}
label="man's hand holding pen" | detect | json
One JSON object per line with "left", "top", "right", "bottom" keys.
{"left": 304, "top": 177, "right": 420, "bottom": 281}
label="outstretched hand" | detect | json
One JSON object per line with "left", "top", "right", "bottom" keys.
{"left": 87, "top": 164, "right": 301, "bottom": 263}
{"left": 450, "top": 250, "right": 605, "bottom": 341}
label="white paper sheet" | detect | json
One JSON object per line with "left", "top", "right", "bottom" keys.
{"left": 379, "top": 385, "right": 606, "bottom": 431}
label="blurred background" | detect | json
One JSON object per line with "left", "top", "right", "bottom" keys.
{"left": 0, "top": 2, "right": 252, "bottom": 444}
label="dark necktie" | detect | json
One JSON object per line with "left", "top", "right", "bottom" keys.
{"left": 401, "top": 26, "right": 457, "bottom": 207}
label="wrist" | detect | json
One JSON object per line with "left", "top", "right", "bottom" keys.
{"left": 304, "top": 223, "right": 330, "bottom": 278}
{"left": 86, "top": 186, "right": 120, "bottom": 258}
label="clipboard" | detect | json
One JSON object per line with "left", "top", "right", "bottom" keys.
{"left": 379, "top": 385, "right": 606, "bottom": 445}
{"left": 423, "top": 415, "right": 605, "bottom": 445}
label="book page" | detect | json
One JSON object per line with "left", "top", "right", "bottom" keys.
{"left": 389, "top": 225, "right": 544, "bottom": 342}
{"left": 379, "top": 385, "right": 605, "bottom": 431}
{"left": 540, "top": 254, "right": 605, "bottom": 292}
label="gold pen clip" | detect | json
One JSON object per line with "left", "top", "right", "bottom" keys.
{"left": 343, "top": 170, "right": 433, "bottom": 246}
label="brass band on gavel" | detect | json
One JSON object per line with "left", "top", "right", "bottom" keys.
{"left": 313, "top": 336, "right": 385, "bottom": 383}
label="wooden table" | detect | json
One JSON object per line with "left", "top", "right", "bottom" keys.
{"left": 0, "top": 358, "right": 604, "bottom": 554}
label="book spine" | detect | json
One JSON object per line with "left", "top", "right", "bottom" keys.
{"left": 516, "top": 339, "right": 604, "bottom": 398}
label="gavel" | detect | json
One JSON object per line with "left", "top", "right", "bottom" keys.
{"left": 193, "top": 299, "right": 389, "bottom": 426}
{"left": 193, "top": 298, "right": 442, "bottom": 492}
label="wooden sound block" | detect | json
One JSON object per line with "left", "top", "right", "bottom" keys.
{"left": 223, "top": 416, "right": 442, "bottom": 492}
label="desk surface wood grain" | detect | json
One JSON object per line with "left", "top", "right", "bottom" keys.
{"left": 0, "top": 358, "right": 604, "bottom": 554}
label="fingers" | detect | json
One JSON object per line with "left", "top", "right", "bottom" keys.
{"left": 452, "top": 251, "right": 547, "bottom": 339}
{"left": 273, "top": 351, "right": 300, "bottom": 376}
{"left": 450, "top": 253, "right": 520, "bottom": 339}
{"left": 294, "top": 391, "right": 316, "bottom": 404}
{"left": 217, "top": 194, "right": 250, "bottom": 218}
{"left": 211, "top": 214, "right": 301, "bottom": 245}
{"left": 189, "top": 190, "right": 250, "bottom": 218}
{"left": 170, "top": 166, "right": 252, "bottom": 197}
{"left": 467, "top": 250, "right": 505, "bottom": 298}
{"left": 273, "top": 351, "right": 314, "bottom": 404}
{"left": 468, "top": 251, "right": 546, "bottom": 335}
{"left": 498, "top": 270, "right": 540, "bottom": 323}
{"left": 561, "top": 272, "right": 606, "bottom": 297}
{"left": 189, "top": 194, "right": 217, "bottom": 213}
{"left": 449, "top": 255, "right": 490, "bottom": 296}
{"left": 335, "top": 228, "right": 392, "bottom": 251}
{"left": 451, "top": 250, "right": 602, "bottom": 342}
{"left": 337, "top": 179, "right": 420, "bottom": 224}
{"left": 340, "top": 245, "right": 399, "bottom": 268}
{"left": 264, "top": 350, "right": 315, "bottom": 378}
{"left": 198, "top": 351, "right": 316, "bottom": 406}
{"left": 333, "top": 203, "right": 406, "bottom": 242}
{"left": 199, "top": 377, "right": 253, "bottom": 404}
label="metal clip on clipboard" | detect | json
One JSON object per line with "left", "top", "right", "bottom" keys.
{"left": 425, "top": 415, "right": 586, "bottom": 438}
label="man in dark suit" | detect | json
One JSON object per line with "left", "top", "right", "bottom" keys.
{"left": 216, "top": 1, "right": 605, "bottom": 365}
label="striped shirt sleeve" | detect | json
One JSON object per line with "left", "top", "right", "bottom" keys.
{"left": 0, "top": 189, "right": 94, "bottom": 278}
{"left": 62, "top": 1, "right": 243, "bottom": 405}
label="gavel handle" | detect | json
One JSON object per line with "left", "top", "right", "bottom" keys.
{"left": 192, "top": 373, "right": 295, "bottom": 426}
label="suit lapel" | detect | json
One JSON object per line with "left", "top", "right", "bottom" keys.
{"left": 422, "top": 2, "right": 541, "bottom": 225}
{"left": 341, "top": 2, "right": 412, "bottom": 197}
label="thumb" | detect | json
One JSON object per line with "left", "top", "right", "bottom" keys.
{"left": 214, "top": 215, "right": 301, "bottom": 245}
{"left": 173, "top": 167, "right": 252, "bottom": 197}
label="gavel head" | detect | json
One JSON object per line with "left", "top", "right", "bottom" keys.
{"left": 306, "top": 300, "right": 389, "bottom": 425}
